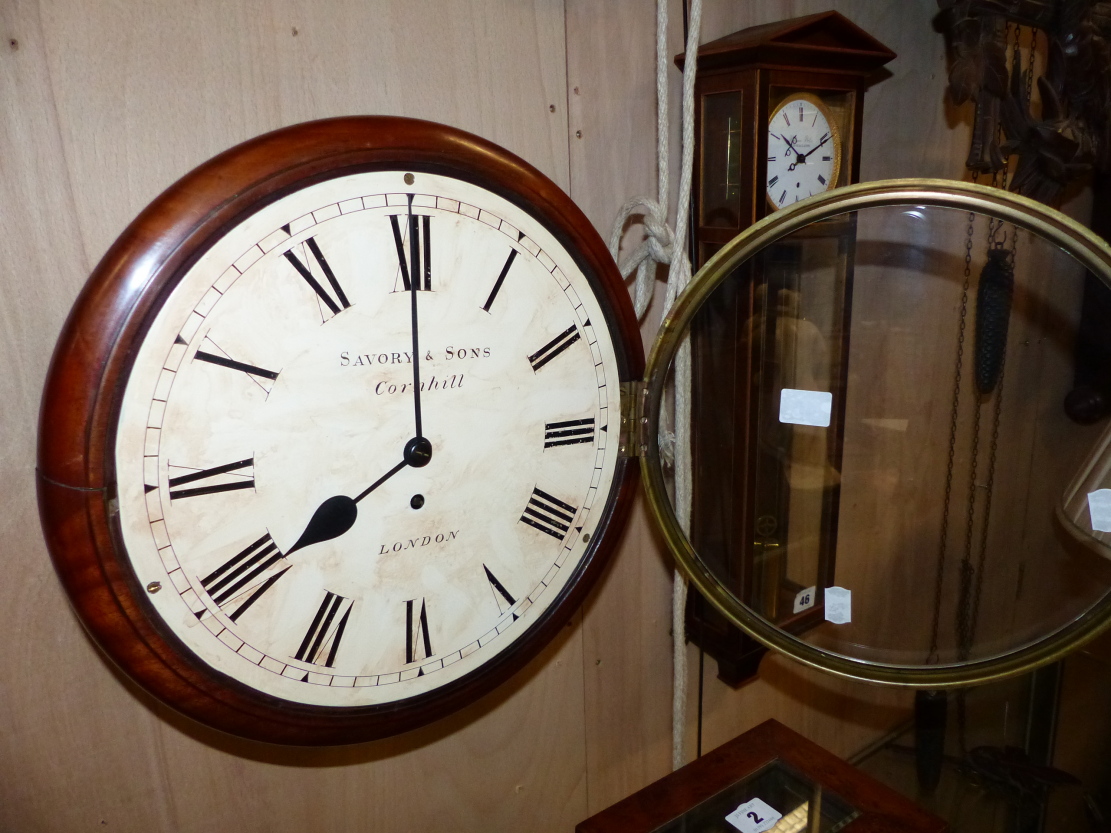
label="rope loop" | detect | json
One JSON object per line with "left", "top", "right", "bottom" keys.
{"left": 609, "top": 0, "right": 701, "bottom": 772}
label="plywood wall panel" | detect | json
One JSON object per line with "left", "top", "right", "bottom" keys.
{"left": 38, "top": 0, "right": 571, "bottom": 266}
{"left": 564, "top": 0, "right": 680, "bottom": 814}
{"left": 0, "top": 3, "right": 121, "bottom": 825}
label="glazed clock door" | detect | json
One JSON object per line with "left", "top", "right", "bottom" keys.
{"left": 38, "top": 118, "right": 643, "bottom": 745}
{"left": 645, "top": 180, "right": 1111, "bottom": 688}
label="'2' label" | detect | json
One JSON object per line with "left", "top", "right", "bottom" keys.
{"left": 725, "top": 797, "right": 782, "bottom": 833}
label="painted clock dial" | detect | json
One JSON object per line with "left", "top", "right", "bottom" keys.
{"left": 38, "top": 118, "right": 642, "bottom": 745}
{"left": 766, "top": 94, "right": 842, "bottom": 210}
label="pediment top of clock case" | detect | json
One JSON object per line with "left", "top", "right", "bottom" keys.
{"left": 675, "top": 10, "right": 896, "bottom": 75}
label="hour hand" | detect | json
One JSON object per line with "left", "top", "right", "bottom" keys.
{"left": 284, "top": 437, "right": 431, "bottom": 555}
{"left": 771, "top": 132, "right": 801, "bottom": 155}
{"left": 285, "top": 459, "right": 405, "bottom": 556}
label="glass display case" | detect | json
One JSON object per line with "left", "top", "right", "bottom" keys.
{"left": 576, "top": 720, "right": 946, "bottom": 833}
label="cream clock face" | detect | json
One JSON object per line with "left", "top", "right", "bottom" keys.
{"left": 113, "top": 170, "right": 623, "bottom": 708}
{"left": 766, "top": 95, "right": 841, "bottom": 209}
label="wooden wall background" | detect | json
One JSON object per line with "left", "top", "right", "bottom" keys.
{"left": 0, "top": 0, "right": 1086, "bottom": 830}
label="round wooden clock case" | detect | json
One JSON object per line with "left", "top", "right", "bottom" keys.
{"left": 37, "top": 117, "right": 644, "bottom": 746}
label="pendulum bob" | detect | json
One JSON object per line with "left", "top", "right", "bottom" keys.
{"left": 975, "top": 244, "right": 1015, "bottom": 395}
{"left": 914, "top": 689, "right": 949, "bottom": 793}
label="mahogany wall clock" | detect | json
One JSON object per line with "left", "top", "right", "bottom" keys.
{"left": 37, "top": 117, "right": 643, "bottom": 745}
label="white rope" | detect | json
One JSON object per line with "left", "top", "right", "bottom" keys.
{"left": 608, "top": 0, "right": 701, "bottom": 772}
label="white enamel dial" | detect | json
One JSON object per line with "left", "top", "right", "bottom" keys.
{"left": 113, "top": 170, "right": 623, "bottom": 708}
{"left": 766, "top": 94, "right": 842, "bottom": 210}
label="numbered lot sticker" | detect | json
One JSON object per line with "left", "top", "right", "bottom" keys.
{"left": 793, "top": 586, "right": 817, "bottom": 614}
{"left": 726, "top": 797, "right": 782, "bottom": 833}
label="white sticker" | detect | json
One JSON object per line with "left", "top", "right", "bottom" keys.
{"left": 824, "top": 586, "right": 852, "bottom": 624}
{"left": 793, "top": 586, "right": 817, "bottom": 614}
{"left": 779, "top": 388, "right": 832, "bottom": 427}
{"left": 725, "top": 798, "right": 782, "bottom": 833}
{"left": 1089, "top": 489, "right": 1111, "bottom": 532}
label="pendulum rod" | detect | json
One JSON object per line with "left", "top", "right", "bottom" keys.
{"left": 927, "top": 184, "right": 978, "bottom": 666}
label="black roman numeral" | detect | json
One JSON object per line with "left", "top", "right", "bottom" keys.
{"left": 544, "top": 417, "right": 595, "bottom": 448}
{"left": 390, "top": 199, "right": 432, "bottom": 292}
{"left": 817, "top": 174, "right": 827, "bottom": 185}
{"left": 169, "top": 458, "right": 254, "bottom": 500}
{"left": 482, "top": 245, "right": 520, "bottom": 312}
{"left": 284, "top": 237, "right": 351, "bottom": 319}
{"left": 822, "top": 155, "right": 832, "bottom": 162}
{"left": 294, "top": 591, "right": 352, "bottom": 667}
{"left": 198, "top": 533, "right": 289, "bottom": 622}
{"left": 405, "top": 598, "right": 433, "bottom": 664}
{"left": 768, "top": 175, "right": 779, "bottom": 188}
{"left": 528, "top": 324, "right": 581, "bottom": 371}
{"left": 194, "top": 350, "right": 278, "bottom": 380}
{"left": 799, "top": 104, "right": 804, "bottom": 120}
{"left": 483, "top": 564, "right": 517, "bottom": 616}
{"left": 520, "top": 487, "right": 577, "bottom": 541}
{"left": 193, "top": 337, "right": 279, "bottom": 393}
{"left": 783, "top": 112, "right": 791, "bottom": 126}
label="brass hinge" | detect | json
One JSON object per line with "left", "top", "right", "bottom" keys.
{"left": 618, "top": 380, "right": 646, "bottom": 458}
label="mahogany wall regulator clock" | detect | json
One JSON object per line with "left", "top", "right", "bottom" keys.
{"left": 37, "top": 117, "right": 643, "bottom": 745}
{"left": 676, "top": 11, "right": 895, "bottom": 686}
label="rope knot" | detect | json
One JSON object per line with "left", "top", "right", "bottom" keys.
{"left": 609, "top": 195, "right": 680, "bottom": 317}
{"left": 641, "top": 205, "right": 675, "bottom": 262}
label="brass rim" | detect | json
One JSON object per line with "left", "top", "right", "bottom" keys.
{"left": 642, "top": 178, "right": 1111, "bottom": 687}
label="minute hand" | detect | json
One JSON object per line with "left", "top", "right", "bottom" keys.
{"left": 798, "top": 133, "right": 832, "bottom": 162}
{"left": 406, "top": 193, "right": 426, "bottom": 439}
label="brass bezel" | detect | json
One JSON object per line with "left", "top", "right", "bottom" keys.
{"left": 642, "top": 178, "right": 1111, "bottom": 687}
